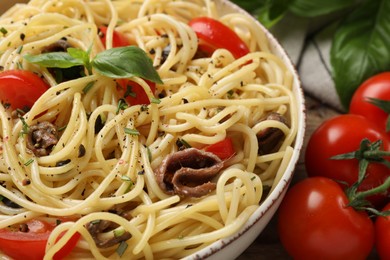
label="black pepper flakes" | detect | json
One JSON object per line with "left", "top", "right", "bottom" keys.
{"left": 78, "top": 144, "right": 86, "bottom": 158}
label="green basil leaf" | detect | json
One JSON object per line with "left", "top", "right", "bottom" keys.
{"left": 289, "top": 0, "right": 357, "bottom": 17}
{"left": 230, "top": 0, "right": 264, "bottom": 12}
{"left": 24, "top": 52, "right": 84, "bottom": 68}
{"left": 255, "top": 0, "right": 289, "bottom": 28}
{"left": 91, "top": 46, "right": 163, "bottom": 84}
{"left": 330, "top": 0, "right": 390, "bottom": 109}
{"left": 67, "top": 48, "right": 89, "bottom": 65}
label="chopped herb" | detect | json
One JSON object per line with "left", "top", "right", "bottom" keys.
{"left": 124, "top": 85, "right": 136, "bottom": 98}
{"left": 91, "top": 219, "right": 101, "bottom": 225}
{"left": 124, "top": 128, "right": 139, "bottom": 136}
{"left": 116, "top": 241, "right": 128, "bottom": 257}
{"left": 82, "top": 81, "right": 95, "bottom": 94}
{"left": 15, "top": 108, "right": 26, "bottom": 116}
{"left": 251, "top": 176, "right": 256, "bottom": 181}
{"left": 116, "top": 99, "right": 128, "bottom": 114}
{"left": 140, "top": 105, "right": 149, "bottom": 112}
{"left": 58, "top": 124, "right": 67, "bottom": 132}
{"left": 0, "top": 195, "right": 3, "bottom": 202}
{"left": 24, "top": 158, "right": 34, "bottom": 166}
{"left": 137, "top": 170, "right": 145, "bottom": 175}
{"left": 146, "top": 146, "right": 152, "bottom": 162}
{"left": 151, "top": 97, "right": 161, "bottom": 104}
{"left": 16, "top": 45, "right": 23, "bottom": 54}
{"left": 16, "top": 61, "right": 23, "bottom": 70}
{"left": 114, "top": 228, "right": 126, "bottom": 237}
{"left": 176, "top": 138, "right": 191, "bottom": 150}
{"left": 121, "top": 175, "right": 132, "bottom": 182}
{"left": 56, "top": 219, "right": 62, "bottom": 226}
{"left": 227, "top": 90, "right": 234, "bottom": 99}
{"left": 185, "top": 204, "right": 193, "bottom": 208}
{"left": 19, "top": 117, "right": 29, "bottom": 137}
{"left": 20, "top": 33, "right": 25, "bottom": 41}
{"left": 0, "top": 27, "right": 7, "bottom": 35}
{"left": 121, "top": 175, "right": 134, "bottom": 193}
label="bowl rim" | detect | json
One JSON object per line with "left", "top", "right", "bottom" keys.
{"left": 184, "top": 0, "right": 306, "bottom": 259}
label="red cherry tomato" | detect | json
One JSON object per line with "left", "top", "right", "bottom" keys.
{"left": 0, "top": 219, "right": 80, "bottom": 260}
{"left": 305, "top": 114, "right": 390, "bottom": 208}
{"left": 99, "top": 26, "right": 130, "bottom": 48}
{"left": 350, "top": 72, "right": 390, "bottom": 133}
{"left": 189, "top": 17, "right": 249, "bottom": 59}
{"left": 375, "top": 203, "right": 390, "bottom": 259}
{"left": 204, "top": 138, "right": 235, "bottom": 160}
{"left": 117, "top": 79, "right": 156, "bottom": 106}
{"left": 278, "top": 177, "right": 375, "bottom": 260}
{"left": 0, "top": 70, "right": 49, "bottom": 110}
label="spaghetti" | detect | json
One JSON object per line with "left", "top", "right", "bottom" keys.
{"left": 0, "top": 0, "right": 298, "bottom": 259}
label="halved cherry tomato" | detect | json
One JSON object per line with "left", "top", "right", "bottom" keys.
{"left": 0, "top": 70, "right": 49, "bottom": 110}
{"left": 278, "top": 177, "right": 375, "bottom": 260}
{"left": 305, "top": 114, "right": 390, "bottom": 208}
{"left": 189, "top": 17, "right": 249, "bottom": 59}
{"left": 204, "top": 138, "right": 235, "bottom": 160}
{"left": 117, "top": 79, "right": 156, "bottom": 106}
{"left": 350, "top": 72, "right": 390, "bottom": 134}
{"left": 99, "top": 26, "right": 130, "bottom": 48}
{"left": 0, "top": 219, "right": 80, "bottom": 260}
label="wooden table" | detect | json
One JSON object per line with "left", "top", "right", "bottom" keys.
{"left": 238, "top": 94, "right": 380, "bottom": 259}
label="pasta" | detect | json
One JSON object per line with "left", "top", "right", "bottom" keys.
{"left": 0, "top": 0, "right": 298, "bottom": 259}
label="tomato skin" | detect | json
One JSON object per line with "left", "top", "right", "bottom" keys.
{"left": 0, "top": 219, "right": 79, "bottom": 260}
{"left": 204, "top": 138, "right": 235, "bottom": 160}
{"left": 350, "top": 72, "right": 390, "bottom": 133}
{"left": 189, "top": 17, "right": 249, "bottom": 59}
{"left": 117, "top": 79, "right": 156, "bottom": 106}
{"left": 0, "top": 70, "right": 49, "bottom": 110}
{"left": 305, "top": 114, "right": 390, "bottom": 208}
{"left": 375, "top": 203, "right": 390, "bottom": 259}
{"left": 278, "top": 177, "right": 375, "bottom": 260}
{"left": 99, "top": 26, "right": 130, "bottom": 48}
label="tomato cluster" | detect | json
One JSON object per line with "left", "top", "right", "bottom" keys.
{"left": 278, "top": 72, "right": 390, "bottom": 259}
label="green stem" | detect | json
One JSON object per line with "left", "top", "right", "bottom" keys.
{"left": 353, "top": 175, "right": 390, "bottom": 202}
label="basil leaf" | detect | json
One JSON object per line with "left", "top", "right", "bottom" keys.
{"left": 331, "top": 0, "right": 390, "bottom": 108}
{"left": 24, "top": 52, "right": 84, "bottom": 68}
{"left": 255, "top": 0, "right": 289, "bottom": 28}
{"left": 289, "top": 0, "right": 356, "bottom": 17}
{"left": 92, "top": 46, "right": 163, "bottom": 84}
{"left": 230, "top": 0, "right": 264, "bottom": 11}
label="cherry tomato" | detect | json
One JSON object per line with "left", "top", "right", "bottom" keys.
{"left": 204, "top": 138, "right": 235, "bottom": 160}
{"left": 0, "top": 219, "right": 80, "bottom": 260}
{"left": 305, "top": 114, "right": 390, "bottom": 208}
{"left": 375, "top": 203, "right": 390, "bottom": 259}
{"left": 350, "top": 72, "right": 390, "bottom": 133}
{"left": 0, "top": 70, "right": 49, "bottom": 110}
{"left": 278, "top": 177, "right": 375, "bottom": 260}
{"left": 189, "top": 17, "right": 249, "bottom": 59}
{"left": 99, "top": 26, "right": 130, "bottom": 48}
{"left": 117, "top": 79, "right": 156, "bottom": 106}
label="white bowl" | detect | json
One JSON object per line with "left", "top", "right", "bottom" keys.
{"left": 184, "top": 1, "right": 306, "bottom": 259}
{"left": 0, "top": 1, "right": 305, "bottom": 259}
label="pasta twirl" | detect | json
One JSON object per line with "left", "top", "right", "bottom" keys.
{"left": 0, "top": 0, "right": 298, "bottom": 259}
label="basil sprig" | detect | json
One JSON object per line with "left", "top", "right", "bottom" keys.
{"left": 24, "top": 46, "right": 163, "bottom": 84}
{"left": 233, "top": 0, "right": 390, "bottom": 110}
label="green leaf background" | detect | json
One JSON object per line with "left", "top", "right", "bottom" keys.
{"left": 331, "top": 0, "right": 390, "bottom": 108}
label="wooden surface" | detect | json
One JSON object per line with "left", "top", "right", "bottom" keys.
{"left": 237, "top": 94, "right": 379, "bottom": 259}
